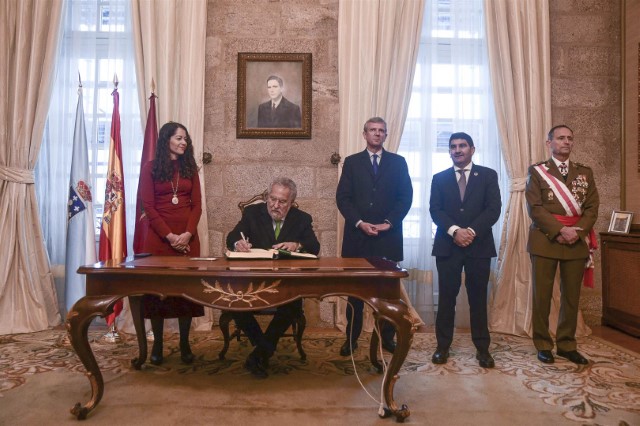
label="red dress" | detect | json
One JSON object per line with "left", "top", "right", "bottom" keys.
{"left": 140, "top": 160, "right": 205, "bottom": 318}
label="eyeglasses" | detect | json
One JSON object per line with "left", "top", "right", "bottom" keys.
{"left": 268, "top": 196, "right": 290, "bottom": 206}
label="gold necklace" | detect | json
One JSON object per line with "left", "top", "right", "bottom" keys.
{"left": 170, "top": 172, "right": 180, "bottom": 205}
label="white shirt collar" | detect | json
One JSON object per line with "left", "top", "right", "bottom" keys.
{"left": 551, "top": 156, "right": 568, "bottom": 168}
{"left": 454, "top": 162, "right": 473, "bottom": 172}
{"left": 367, "top": 149, "right": 382, "bottom": 159}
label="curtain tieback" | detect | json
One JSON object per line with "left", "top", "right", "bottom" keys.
{"left": 0, "top": 165, "right": 35, "bottom": 184}
{"left": 509, "top": 177, "right": 527, "bottom": 193}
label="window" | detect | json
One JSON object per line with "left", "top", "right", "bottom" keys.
{"left": 398, "top": 0, "right": 507, "bottom": 323}
{"left": 35, "top": 0, "right": 142, "bottom": 267}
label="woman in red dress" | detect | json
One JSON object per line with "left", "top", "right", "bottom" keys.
{"left": 139, "top": 122, "right": 204, "bottom": 365}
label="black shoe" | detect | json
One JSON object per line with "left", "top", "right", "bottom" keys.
{"left": 180, "top": 343, "right": 195, "bottom": 365}
{"left": 381, "top": 340, "right": 396, "bottom": 354}
{"left": 150, "top": 342, "right": 163, "bottom": 366}
{"left": 556, "top": 350, "right": 588, "bottom": 365}
{"left": 537, "top": 350, "right": 554, "bottom": 364}
{"left": 431, "top": 347, "right": 449, "bottom": 364}
{"left": 339, "top": 340, "right": 358, "bottom": 356}
{"left": 476, "top": 350, "right": 495, "bottom": 368}
{"left": 244, "top": 352, "right": 268, "bottom": 378}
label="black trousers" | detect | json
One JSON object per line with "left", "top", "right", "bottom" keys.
{"left": 345, "top": 296, "right": 395, "bottom": 344}
{"left": 231, "top": 299, "right": 302, "bottom": 357}
{"left": 435, "top": 254, "right": 491, "bottom": 352}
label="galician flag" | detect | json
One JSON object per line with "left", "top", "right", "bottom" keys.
{"left": 64, "top": 85, "right": 97, "bottom": 313}
{"left": 133, "top": 92, "right": 158, "bottom": 254}
{"left": 99, "top": 85, "right": 127, "bottom": 326}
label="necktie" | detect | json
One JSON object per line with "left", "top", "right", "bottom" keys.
{"left": 372, "top": 154, "right": 379, "bottom": 175}
{"left": 457, "top": 169, "right": 467, "bottom": 201}
{"left": 275, "top": 220, "right": 282, "bottom": 239}
{"left": 559, "top": 162, "right": 568, "bottom": 176}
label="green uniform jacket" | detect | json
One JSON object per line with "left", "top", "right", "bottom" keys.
{"left": 525, "top": 158, "right": 599, "bottom": 260}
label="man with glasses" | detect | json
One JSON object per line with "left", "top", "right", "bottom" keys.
{"left": 336, "top": 117, "right": 413, "bottom": 356}
{"left": 227, "top": 177, "right": 320, "bottom": 378}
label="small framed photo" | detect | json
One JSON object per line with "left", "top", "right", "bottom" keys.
{"left": 608, "top": 210, "right": 634, "bottom": 234}
{"left": 236, "top": 52, "right": 312, "bottom": 139}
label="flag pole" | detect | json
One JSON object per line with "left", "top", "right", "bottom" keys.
{"left": 101, "top": 73, "right": 126, "bottom": 343}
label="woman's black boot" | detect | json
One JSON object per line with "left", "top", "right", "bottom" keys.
{"left": 178, "top": 316, "right": 195, "bottom": 364}
{"left": 150, "top": 318, "right": 164, "bottom": 365}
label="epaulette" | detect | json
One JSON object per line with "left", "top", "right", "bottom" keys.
{"left": 533, "top": 160, "right": 546, "bottom": 166}
{"left": 573, "top": 162, "right": 591, "bottom": 169}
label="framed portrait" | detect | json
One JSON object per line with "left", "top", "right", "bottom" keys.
{"left": 608, "top": 210, "right": 634, "bottom": 234}
{"left": 236, "top": 52, "right": 312, "bottom": 139}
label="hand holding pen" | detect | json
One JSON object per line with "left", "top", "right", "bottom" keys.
{"left": 234, "top": 231, "right": 252, "bottom": 252}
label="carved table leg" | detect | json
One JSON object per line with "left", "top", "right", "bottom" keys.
{"left": 368, "top": 298, "right": 415, "bottom": 423}
{"left": 66, "top": 295, "right": 121, "bottom": 420}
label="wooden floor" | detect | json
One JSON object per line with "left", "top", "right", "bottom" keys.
{"left": 590, "top": 325, "right": 640, "bottom": 354}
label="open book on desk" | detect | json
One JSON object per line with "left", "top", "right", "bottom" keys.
{"left": 224, "top": 248, "right": 318, "bottom": 260}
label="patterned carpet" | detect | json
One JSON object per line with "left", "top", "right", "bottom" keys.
{"left": 1, "top": 329, "right": 639, "bottom": 425}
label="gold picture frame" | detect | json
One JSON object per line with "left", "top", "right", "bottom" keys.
{"left": 608, "top": 210, "right": 634, "bottom": 234}
{"left": 236, "top": 52, "right": 312, "bottom": 139}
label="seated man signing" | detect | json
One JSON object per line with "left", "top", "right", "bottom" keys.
{"left": 226, "top": 177, "right": 320, "bottom": 378}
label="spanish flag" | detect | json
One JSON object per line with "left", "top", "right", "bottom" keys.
{"left": 99, "top": 85, "right": 127, "bottom": 326}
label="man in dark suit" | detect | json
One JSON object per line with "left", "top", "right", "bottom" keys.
{"left": 429, "top": 132, "right": 501, "bottom": 368}
{"left": 526, "top": 125, "right": 599, "bottom": 365}
{"left": 336, "top": 117, "right": 413, "bottom": 356}
{"left": 227, "top": 177, "right": 320, "bottom": 378}
{"left": 256, "top": 75, "right": 302, "bottom": 128}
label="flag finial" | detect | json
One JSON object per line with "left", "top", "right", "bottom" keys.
{"left": 113, "top": 73, "right": 119, "bottom": 89}
{"left": 78, "top": 71, "right": 82, "bottom": 95}
{"left": 151, "top": 78, "right": 156, "bottom": 94}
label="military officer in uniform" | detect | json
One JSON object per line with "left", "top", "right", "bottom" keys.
{"left": 525, "top": 124, "right": 599, "bottom": 365}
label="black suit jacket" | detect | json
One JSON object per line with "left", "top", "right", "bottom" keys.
{"left": 257, "top": 97, "right": 302, "bottom": 128}
{"left": 430, "top": 164, "right": 501, "bottom": 258}
{"left": 336, "top": 149, "right": 413, "bottom": 261}
{"left": 226, "top": 203, "right": 320, "bottom": 255}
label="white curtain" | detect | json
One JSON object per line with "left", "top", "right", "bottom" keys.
{"left": 484, "top": 0, "right": 589, "bottom": 337}
{"left": 398, "top": 0, "right": 507, "bottom": 326}
{"left": 337, "top": 0, "right": 425, "bottom": 331}
{"left": 35, "top": 0, "right": 143, "bottom": 318}
{"left": 0, "top": 0, "right": 64, "bottom": 334}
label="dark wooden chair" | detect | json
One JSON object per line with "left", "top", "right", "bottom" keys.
{"left": 218, "top": 190, "right": 307, "bottom": 360}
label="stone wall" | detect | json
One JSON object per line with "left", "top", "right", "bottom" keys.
{"left": 549, "top": 0, "right": 622, "bottom": 325}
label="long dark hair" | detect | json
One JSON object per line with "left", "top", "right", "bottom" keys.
{"left": 152, "top": 122, "right": 198, "bottom": 182}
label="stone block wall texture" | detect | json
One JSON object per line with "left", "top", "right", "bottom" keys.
{"left": 549, "top": 0, "right": 622, "bottom": 325}
{"left": 202, "top": 0, "right": 624, "bottom": 328}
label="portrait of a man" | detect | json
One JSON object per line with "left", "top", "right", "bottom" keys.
{"left": 237, "top": 53, "right": 311, "bottom": 138}
{"left": 257, "top": 75, "right": 301, "bottom": 128}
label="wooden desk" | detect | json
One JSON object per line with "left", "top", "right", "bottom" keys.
{"left": 67, "top": 256, "right": 415, "bottom": 422}
{"left": 600, "top": 232, "right": 640, "bottom": 336}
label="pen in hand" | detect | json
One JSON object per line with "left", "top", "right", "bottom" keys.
{"left": 236, "top": 232, "right": 251, "bottom": 252}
